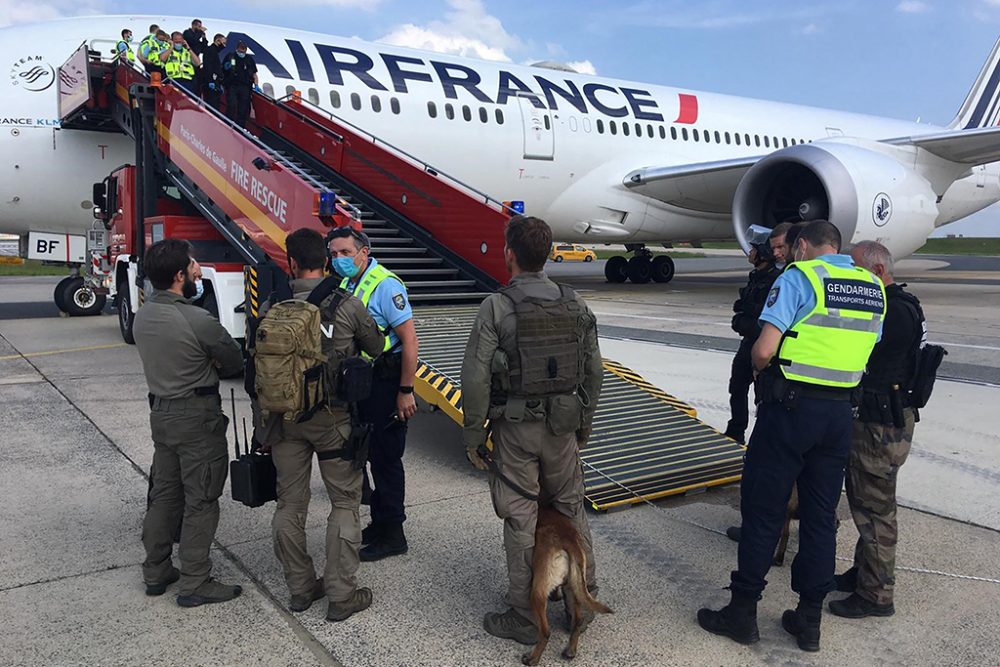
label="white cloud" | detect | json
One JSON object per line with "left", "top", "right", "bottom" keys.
{"left": 594, "top": 1, "right": 840, "bottom": 31}
{"left": 242, "top": 0, "right": 379, "bottom": 9}
{"left": 379, "top": 0, "right": 521, "bottom": 62}
{"left": 801, "top": 22, "right": 821, "bottom": 34}
{"left": 896, "top": 1, "right": 931, "bottom": 13}
{"left": 565, "top": 60, "right": 597, "bottom": 75}
{"left": 0, "top": 0, "right": 105, "bottom": 28}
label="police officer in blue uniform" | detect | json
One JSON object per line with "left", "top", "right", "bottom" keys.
{"left": 698, "top": 220, "right": 885, "bottom": 653}
{"left": 327, "top": 227, "right": 419, "bottom": 562}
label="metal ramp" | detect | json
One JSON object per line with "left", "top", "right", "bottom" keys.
{"left": 411, "top": 305, "right": 745, "bottom": 511}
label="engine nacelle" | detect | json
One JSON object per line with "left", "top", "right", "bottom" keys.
{"left": 733, "top": 141, "right": 939, "bottom": 259}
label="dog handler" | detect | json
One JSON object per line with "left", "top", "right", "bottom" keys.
{"left": 461, "top": 215, "right": 604, "bottom": 644}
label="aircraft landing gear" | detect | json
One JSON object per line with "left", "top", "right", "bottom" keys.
{"left": 604, "top": 245, "right": 675, "bottom": 284}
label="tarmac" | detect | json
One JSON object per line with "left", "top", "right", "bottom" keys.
{"left": 2, "top": 254, "right": 999, "bottom": 667}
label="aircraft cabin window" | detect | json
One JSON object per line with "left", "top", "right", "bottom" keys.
{"left": 734, "top": 132, "right": 741, "bottom": 146}
{"left": 308, "top": 88, "right": 319, "bottom": 105}
{"left": 330, "top": 90, "right": 341, "bottom": 108}
{"left": 715, "top": 130, "right": 721, "bottom": 143}
{"left": 658, "top": 126, "right": 666, "bottom": 139}
{"left": 569, "top": 116, "right": 578, "bottom": 132}
{"left": 544, "top": 115, "right": 551, "bottom": 130}
{"left": 724, "top": 131, "right": 731, "bottom": 145}
{"left": 583, "top": 117, "right": 592, "bottom": 133}
{"left": 285, "top": 85, "right": 296, "bottom": 96}
{"left": 390, "top": 97, "right": 400, "bottom": 115}
{"left": 445, "top": 103, "right": 455, "bottom": 120}
{"left": 647, "top": 124, "right": 654, "bottom": 138}
{"left": 622, "top": 122, "right": 630, "bottom": 136}
{"left": 671, "top": 126, "right": 678, "bottom": 140}
{"left": 351, "top": 93, "right": 361, "bottom": 111}
{"left": 782, "top": 137, "right": 788, "bottom": 148}
{"left": 610, "top": 120, "right": 618, "bottom": 135}
{"left": 744, "top": 133, "right": 751, "bottom": 146}
{"left": 682, "top": 127, "right": 688, "bottom": 141}
{"left": 496, "top": 109, "right": 505, "bottom": 125}
{"left": 371, "top": 95, "right": 381, "bottom": 113}
{"left": 705, "top": 129, "right": 712, "bottom": 142}
{"left": 479, "top": 107, "right": 488, "bottom": 123}
{"left": 754, "top": 135, "right": 761, "bottom": 147}
{"left": 596, "top": 119, "right": 605, "bottom": 134}
{"left": 634, "top": 122, "right": 641, "bottom": 137}
{"left": 773, "top": 136, "right": 779, "bottom": 148}
{"left": 262, "top": 83, "right": 274, "bottom": 97}
{"left": 428, "top": 101, "right": 438, "bottom": 118}
{"left": 462, "top": 105, "right": 472, "bottom": 121}
{"left": 692, "top": 128, "right": 699, "bottom": 142}
{"left": 764, "top": 136, "right": 770, "bottom": 148}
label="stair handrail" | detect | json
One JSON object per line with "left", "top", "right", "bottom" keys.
{"left": 81, "top": 44, "right": 363, "bottom": 226}
{"left": 273, "top": 94, "right": 517, "bottom": 217}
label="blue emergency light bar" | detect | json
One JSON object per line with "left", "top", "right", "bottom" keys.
{"left": 317, "top": 191, "right": 338, "bottom": 217}
{"left": 503, "top": 200, "right": 525, "bottom": 214}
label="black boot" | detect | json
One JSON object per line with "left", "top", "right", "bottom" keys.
{"left": 359, "top": 522, "right": 408, "bottom": 562}
{"left": 833, "top": 566, "right": 858, "bottom": 593}
{"left": 782, "top": 602, "right": 822, "bottom": 652}
{"left": 697, "top": 591, "right": 759, "bottom": 645}
{"left": 725, "top": 526, "right": 742, "bottom": 543}
{"left": 361, "top": 522, "right": 383, "bottom": 546}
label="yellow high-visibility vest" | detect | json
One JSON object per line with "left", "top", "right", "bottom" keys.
{"left": 776, "top": 259, "right": 886, "bottom": 388}
{"left": 340, "top": 262, "right": 405, "bottom": 354}
{"left": 164, "top": 48, "right": 195, "bottom": 80}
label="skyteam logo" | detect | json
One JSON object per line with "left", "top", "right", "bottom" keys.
{"left": 9, "top": 56, "right": 55, "bottom": 92}
{"left": 872, "top": 193, "right": 892, "bottom": 227}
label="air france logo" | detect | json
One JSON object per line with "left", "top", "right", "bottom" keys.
{"left": 9, "top": 56, "right": 55, "bottom": 92}
{"left": 872, "top": 193, "right": 892, "bottom": 227}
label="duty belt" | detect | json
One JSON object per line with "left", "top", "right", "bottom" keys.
{"left": 148, "top": 385, "right": 220, "bottom": 409}
{"left": 786, "top": 380, "right": 853, "bottom": 402}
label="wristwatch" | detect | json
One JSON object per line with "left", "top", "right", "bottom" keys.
{"left": 398, "top": 385, "right": 414, "bottom": 394}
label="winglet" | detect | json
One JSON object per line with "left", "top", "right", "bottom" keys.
{"left": 949, "top": 35, "right": 1000, "bottom": 130}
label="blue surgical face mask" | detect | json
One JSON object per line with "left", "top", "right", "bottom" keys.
{"left": 194, "top": 279, "right": 204, "bottom": 300}
{"left": 237, "top": 51, "right": 246, "bottom": 58}
{"left": 332, "top": 256, "right": 360, "bottom": 279}
{"left": 174, "top": 43, "right": 183, "bottom": 51}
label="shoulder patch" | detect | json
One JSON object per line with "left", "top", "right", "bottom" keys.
{"left": 766, "top": 286, "right": 780, "bottom": 307}
{"left": 392, "top": 293, "right": 406, "bottom": 311}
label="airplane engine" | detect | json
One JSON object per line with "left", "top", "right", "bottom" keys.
{"left": 732, "top": 141, "right": 939, "bottom": 259}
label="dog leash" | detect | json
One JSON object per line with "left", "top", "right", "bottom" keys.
{"left": 477, "top": 444, "right": 540, "bottom": 502}
{"left": 580, "top": 459, "right": 1000, "bottom": 587}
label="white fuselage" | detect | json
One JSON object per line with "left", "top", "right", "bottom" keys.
{"left": 1, "top": 15, "right": 997, "bottom": 247}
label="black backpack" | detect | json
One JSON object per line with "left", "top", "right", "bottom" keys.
{"left": 896, "top": 289, "right": 946, "bottom": 409}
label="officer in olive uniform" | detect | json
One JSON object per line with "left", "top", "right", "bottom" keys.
{"left": 165, "top": 32, "right": 201, "bottom": 89}
{"left": 260, "top": 229, "right": 386, "bottom": 622}
{"left": 462, "top": 215, "right": 604, "bottom": 645}
{"left": 133, "top": 239, "right": 244, "bottom": 607}
{"left": 724, "top": 223, "right": 788, "bottom": 444}
{"left": 698, "top": 220, "right": 885, "bottom": 652}
{"left": 328, "top": 226, "right": 419, "bottom": 562}
{"left": 830, "top": 241, "right": 925, "bottom": 620}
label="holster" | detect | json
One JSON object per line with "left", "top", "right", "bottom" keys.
{"left": 373, "top": 352, "right": 402, "bottom": 380}
{"left": 754, "top": 368, "right": 787, "bottom": 406}
{"left": 858, "top": 388, "right": 904, "bottom": 427}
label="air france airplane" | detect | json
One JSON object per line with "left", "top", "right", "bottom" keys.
{"left": 3, "top": 15, "right": 1000, "bottom": 289}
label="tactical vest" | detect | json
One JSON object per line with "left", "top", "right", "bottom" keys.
{"left": 861, "top": 285, "right": 925, "bottom": 392}
{"left": 116, "top": 40, "right": 136, "bottom": 63}
{"left": 341, "top": 262, "right": 405, "bottom": 354}
{"left": 165, "top": 48, "right": 195, "bottom": 80}
{"left": 499, "top": 283, "right": 585, "bottom": 398}
{"left": 776, "top": 259, "right": 886, "bottom": 389}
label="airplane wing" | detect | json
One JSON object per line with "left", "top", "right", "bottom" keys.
{"left": 622, "top": 156, "right": 761, "bottom": 214}
{"left": 885, "top": 125, "right": 1000, "bottom": 164}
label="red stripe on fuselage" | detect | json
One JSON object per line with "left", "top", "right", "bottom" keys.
{"left": 674, "top": 94, "right": 698, "bottom": 124}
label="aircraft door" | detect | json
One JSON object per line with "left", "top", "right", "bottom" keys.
{"left": 517, "top": 96, "right": 554, "bottom": 160}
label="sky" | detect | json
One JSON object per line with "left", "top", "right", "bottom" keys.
{"left": 2, "top": 0, "right": 999, "bottom": 236}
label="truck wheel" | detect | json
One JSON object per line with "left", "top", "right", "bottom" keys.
{"left": 117, "top": 281, "right": 136, "bottom": 344}
{"left": 61, "top": 277, "right": 107, "bottom": 317}
{"left": 53, "top": 276, "right": 74, "bottom": 313}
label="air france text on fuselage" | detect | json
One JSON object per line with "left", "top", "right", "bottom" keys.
{"left": 227, "top": 31, "right": 669, "bottom": 122}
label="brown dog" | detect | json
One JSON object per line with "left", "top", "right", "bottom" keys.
{"left": 521, "top": 506, "right": 612, "bottom": 666}
{"left": 773, "top": 485, "right": 799, "bottom": 567}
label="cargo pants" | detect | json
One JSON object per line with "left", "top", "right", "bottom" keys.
{"left": 845, "top": 409, "right": 915, "bottom": 605}
{"left": 142, "top": 395, "right": 230, "bottom": 596}
{"left": 271, "top": 408, "right": 362, "bottom": 602}
{"left": 488, "top": 418, "right": 597, "bottom": 624}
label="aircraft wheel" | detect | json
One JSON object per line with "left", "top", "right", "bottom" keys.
{"left": 604, "top": 255, "right": 628, "bottom": 283}
{"left": 117, "top": 281, "right": 136, "bottom": 344}
{"left": 626, "top": 256, "right": 652, "bottom": 284}
{"left": 651, "top": 255, "right": 676, "bottom": 283}
{"left": 62, "top": 277, "right": 106, "bottom": 317}
{"left": 53, "top": 276, "right": 74, "bottom": 313}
